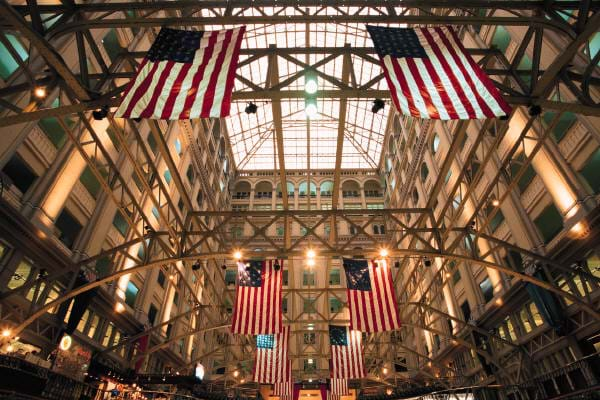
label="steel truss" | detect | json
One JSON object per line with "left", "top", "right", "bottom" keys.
{"left": 0, "top": 0, "right": 599, "bottom": 127}
{"left": 1, "top": 208, "right": 599, "bottom": 392}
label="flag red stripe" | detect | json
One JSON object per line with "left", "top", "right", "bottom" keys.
{"left": 139, "top": 61, "right": 175, "bottom": 118}
{"left": 178, "top": 31, "right": 218, "bottom": 119}
{"left": 221, "top": 26, "right": 245, "bottom": 117}
{"left": 432, "top": 27, "right": 494, "bottom": 118}
{"left": 420, "top": 57, "right": 459, "bottom": 119}
{"left": 160, "top": 62, "right": 194, "bottom": 119}
{"left": 388, "top": 58, "right": 420, "bottom": 117}
{"left": 405, "top": 58, "right": 440, "bottom": 119}
{"left": 446, "top": 27, "right": 512, "bottom": 115}
{"left": 418, "top": 28, "right": 477, "bottom": 119}
{"left": 122, "top": 62, "right": 161, "bottom": 118}
{"left": 201, "top": 29, "right": 234, "bottom": 116}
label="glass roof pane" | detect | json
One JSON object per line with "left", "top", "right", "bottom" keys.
{"left": 201, "top": 9, "right": 397, "bottom": 171}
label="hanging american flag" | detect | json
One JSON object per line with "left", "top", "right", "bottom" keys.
{"left": 329, "top": 378, "right": 349, "bottom": 396}
{"left": 343, "top": 258, "right": 400, "bottom": 333}
{"left": 272, "top": 365, "right": 293, "bottom": 399}
{"left": 367, "top": 25, "right": 511, "bottom": 120}
{"left": 254, "top": 327, "right": 290, "bottom": 383}
{"left": 329, "top": 325, "right": 365, "bottom": 379}
{"left": 231, "top": 259, "right": 283, "bottom": 335}
{"left": 115, "top": 26, "right": 245, "bottom": 120}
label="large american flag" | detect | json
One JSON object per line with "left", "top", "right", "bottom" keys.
{"left": 254, "top": 326, "right": 290, "bottom": 383}
{"left": 272, "top": 367, "right": 293, "bottom": 399}
{"left": 115, "top": 26, "right": 245, "bottom": 119}
{"left": 343, "top": 258, "right": 400, "bottom": 333}
{"left": 367, "top": 25, "right": 511, "bottom": 120}
{"left": 329, "top": 378, "right": 349, "bottom": 395}
{"left": 329, "top": 325, "right": 365, "bottom": 379}
{"left": 231, "top": 259, "right": 283, "bottom": 335}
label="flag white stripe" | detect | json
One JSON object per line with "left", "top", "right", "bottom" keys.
{"left": 189, "top": 31, "right": 229, "bottom": 117}
{"left": 115, "top": 61, "right": 151, "bottom": 116}
{"left": 396, "top": 57, "right": 430, "bottom": 118}
{"left": 151, "top": 62, "right": 184, "bottom": 118}
{"left": 414, "top": 28, "right": 470, "bottom": 119}
{"left": 129, "top": 60, "right": 168, "bottom": 117}
{"left": 426, "top": 28, "right": 484, "bottom": 118}
{"left": 412, "top": 58, "right": 451, "bottom": 119}
{"left": 383, "top": 55, "right": 410, "bottom": 115}
{"left": 441, "top": 27, "right": 505, "bottom": 116}
{"left": 168, "top": 32, "right": 216, "bottom": 118}
{"left": 210, "top": 27, "right": 242, "bottom": 116}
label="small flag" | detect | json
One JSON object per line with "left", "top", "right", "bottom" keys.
{"left": 329, "top": 325, "right": 365, "bottom": 379}
{"left": 231, "top": 259, "right": 283, "bottom": 334}
{"left": 367, "top": 25, "right": 511, "bottom": 120}
{"left": 254, "top": 326, "right": 290, "bottom": 383}
{"left": 343, "top": 258, "right": 400, "bottom": 332}
{"left": 115, "top": 26, "right": 245, "bottom": 119}
{"left": 329, "top": 378, "right": 349, "bottom": 396}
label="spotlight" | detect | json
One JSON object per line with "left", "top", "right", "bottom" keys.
{"left": 115, "top": 303, "right": 125, "bottom": 313}
{"left": 306, "top": 258, "right": 316, "bottom": 267}
{"left": 2, "top": 329, "right": 11, "bottom": 338}
{"left": 274, "top": 262, "right": 281, "bottom": 271}
{"left": 33, "top": 86, "right": 46, "bottom": 99}
{"left": 495, "top": 298, "right": 503, "bottom": 306}
{"left": 245, "top": 102, "right": 257, "bottom": 114}
{"left": 306, "top": 249, "right": 316, "bottom": 259}
{"left": 233, "top": 250, "right": 242, "bottom": 260}
{"left": 491, "top": 199, "right": 500, "bottom": 207}
{"left": 233, "top": 370, "right": 240, "bottom": 378}
{"left": 382, "top": 367, "right": 388, "bottom": 375}
{"left": 528, "top": 104, "right": 542, "bottom": 116}
{"left": 371, "top": 98, "right": 385, "bottom": 113}
{"left": 423, "top": 257, "right": 432, "bottom": 267}
{"left": 59, "top": 334, "right": 72, "bottom": 351}
{"left": 386, "top": 388, "right": 393, "bottom": 396}
{"left": 305, "top": 74, "right": 318, "bottom": 94}
{"left": 192, "top": 261, "right": 201, "bottom": 271}
{"left": 92, "top": 105, "right": 109, "bottom": 121}
{"left": 379, "top": 248, "right": 389, "bottom": 258}
{"left": 305, "top": 98, "right": 318, "bottom": 119}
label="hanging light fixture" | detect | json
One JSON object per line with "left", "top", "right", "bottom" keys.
{"left": 371, "top": 99, "right": 385, "bottom": 113}
{"left": 305, "top": 98, "right": 318, "bottom": 119}
{"left": 245, "top": 102, "right": 258, "bottom": 114}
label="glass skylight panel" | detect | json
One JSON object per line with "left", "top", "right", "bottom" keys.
{"left": 204, "top": 9, "right": 401, "bottom": 171}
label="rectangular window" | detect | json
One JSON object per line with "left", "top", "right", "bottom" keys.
{"left": 157, "top": 270, "right": 166, "bottom": 287}
{"left": 102, "top": 29, "right": 125, "bottom": 62}
{"left": 579, "top": 148, "right": 600, "bottom": 194}
{"left": 112, "top": 211, "right": 128, "bottom": 236}
{"left": 329, "top": 269, "right": 340, "bottom": 285}
{"left": 479, "top": 277, "right": 494, "bottom": 303}
{"left": 0, "top": 33, "right": 29, "bottom": 79}
{"left": 79, "top": 166, "right": 102, "bottom": 199}
{"left": 329, "top": 297, "right": 343, "bottom": 313}
{"left": 461, "top": 301, "right": 471, "bottom": 322}
{"left": 534, "top": 203, "right": 564, "bottom": 244}
{"left": 303, "top": 270, "right": 315, "bottom": 286}
{"left": 282, "top": 269, "right": 288, "bottom": 286}
{"left": 125, "top": 281, "right": 139, "bottom": 308}
{"left": 282, "top": 297, "right": 288, "bottom": 314}
{"left": 511, "top": 153, "right": 537, "bottom": 193}
{"left": 55, "top": 209, "right": 82, "bottom": 249}
{"left": 491, "top": 26, "right": 511, "bottom": 54}
{"left": 520, "top": 307, "right": 532, "bottom": 333}
{"left": 148, "top": 304, "right": 158, "bottom": 325}
{"left": 7, "top": 260, "right": 33, "bottom": 289}
{"left": 225, "top": 270, "right": 236, "bottom": 286}
{"left": 303, "top": 297, "right": 315, "bottom": 313}
{"left": 1, "top": 155, "right": 38, "bottom": 194}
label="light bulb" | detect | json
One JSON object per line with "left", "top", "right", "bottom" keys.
{"left": 115, "top": 303, "right": 125, "bottom": 313}
{"left": 379, "top": 248, "right": 389, "bottom": 258}
{"left": 305, "top": 102, "right": 318, "bottom": 119}
{"left": 305, "top": 78, "right": 318, "bottom": 94}
{"left": 233, "top": 251, "right": 242, "bottom": 260}
{"left": 306, "top": 249, "right": 316, "bottom": 259}
{"left": 34, "top": 87, "right": 46, "bottom": 99}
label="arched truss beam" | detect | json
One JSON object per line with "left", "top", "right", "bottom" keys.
{"left": 2, "top": 226, "right": 599, "bottom": 341}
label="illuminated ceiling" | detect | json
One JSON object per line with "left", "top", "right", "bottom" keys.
{"left": 202, "top": 10, "right": 395, "bottom": 170}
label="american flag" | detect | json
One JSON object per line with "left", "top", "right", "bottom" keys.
{"left": 367, "top": 25, "right": 511, "bottom": 120}
{"left": 231, "top": 259, "right": 283, "bottom": 335}
{"left": 115, "top": 26, "right": 245, "bottom": 119}
{"left": 272, "top": 368, "right": 293, "bottom": 399}
{"left": 329, "top": 325, "right": 365, "bottom": 379}
{"left": 254, "top": 326, "right": 290, "bottom": 383}
{"left": 329, "top": 378, "right": 349, "bottom": 395}
{"left": 343, "top": 258, "right": 400, "bottom": 333}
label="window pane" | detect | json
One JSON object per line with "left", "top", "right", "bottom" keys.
{"left": 125, "top": 281, "right": 139, "bottom": 308}
{"left": 579, "top": 148, "right": 600, "bottom": 194}
{"left": 534, "top": 203, "right": 564, "bottom": 244}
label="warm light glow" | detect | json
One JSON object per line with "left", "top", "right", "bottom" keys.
{"left": 6, "top": 345, "right": 13, "bottom": 352}
{"left": 382, "top": 367, "right": 388, "bottom": 375}
{"left": 386, "top": 388, "right": 393, "bottom": 396}
{"left": 570, "top": 221, "right": 586, "bottom": 236}
{"left": 306, "top": 249, "right": 316, "bottom": 259}
{"left": 379, "top": 248, "right": 389, "bottom": 258}
{"left": 308, "top": 378, "right": 313, "bottom": 383}
{"left": 59, "top": 334, "right": 72, "bottom": 351}
{"left": 2, "top": 329, "right": 11, "bottom": 338}
{"left": 240, "top": 378, "right": 245, "bottom": 384}
{"left": 34, "top": 87, "right": 46, "bottom": 99}
{"left": 495, "top": 298, "right": 503, "bottom": 306}
{"left": 305, "top": 78, "right": 318, "bottom": 94}
{"left": 306, "top": 258, "right": 316, "bottom": 267}
{"left": 195, "top": 363, "right": 205, "bottom": 380}
{"left": 491, "top": 199, "right": 500, "bottom": 207}
{"left": 115, "top": 303, "right": 125, "bottom": 313}
{"left": 305, "top": 102, "right": 318, "bottom": 119}
{"left": 233, "top": 370, "right": 240, "bottom": 378}
{"left": 233, "top": 250, "right": 243, "bottom": 260}
{"left": 307, "top": 324, "right": 314, "bottom": 331}
{"left": 445, "top": 272, "right": 451, "bottom": 279}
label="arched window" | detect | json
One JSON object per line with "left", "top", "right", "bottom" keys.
{"left": 420, "top": 162, "right": 429, "bottom": 182}
{"left": 412, "top": 188, "right": 419, "bottom": 204}
{"left": 431, "top": 133, "right": 440, "bottom": 154}
{"left": 320, "top": 181, "right": 333, "bottom": 197}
